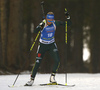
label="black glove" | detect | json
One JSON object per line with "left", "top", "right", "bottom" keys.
{"left": 39, "top": 22, "right": 45, "bottom": 29}
{"left": 65, "top": 11, "right": 70, "bottom": 19}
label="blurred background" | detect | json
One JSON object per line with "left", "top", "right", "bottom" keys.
{"left": 0, "top": 0, "right": 100, "bottom": 74}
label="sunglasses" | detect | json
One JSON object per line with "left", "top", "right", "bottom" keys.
{"left": 47, "top": 20, "right": 54, "bottom": 22}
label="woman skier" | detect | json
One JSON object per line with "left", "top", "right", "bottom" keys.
{"left": 25, "top": 11, "right": 71, "bottom": 86}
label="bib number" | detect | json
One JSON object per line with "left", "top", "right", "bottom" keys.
{"left": 48, "top": 33, "right": 53, "bottom": 37}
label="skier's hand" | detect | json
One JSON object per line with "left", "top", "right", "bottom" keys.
{"left": 65, "top": 11, "right": 70, "bottom": 19}
{"left": 39, "top": 22, "right": 45, "bottom": 29}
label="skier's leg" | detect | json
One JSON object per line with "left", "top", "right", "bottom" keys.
{"left": 25, "top": 43, "right": 46, "bottom": 86}
{"left": 31, "top": 43, "right": 46, "bottom": 79}
{"left": 49, "top": 43, "right": 60, "bottom": 83}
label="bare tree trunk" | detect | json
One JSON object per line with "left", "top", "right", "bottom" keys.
{"left": 0, "top": 2, "right": 2, "bottom": 66}
{"left": 7, "top": 0, "right": 23, "bottom": 70}
{"left": 0, "top": 40, "right": 1, "bottom": 66}
{"left": 90, "top": 0, "right": 100, "bottom": 73}
{"left": 1, "top": 0, "right": 9, "bottom": 66}
{"left": 23, "top": 0, "right": 33, "bottom": 69}
{"left": 72, "top": 0, "right": 84, "bottom": 72}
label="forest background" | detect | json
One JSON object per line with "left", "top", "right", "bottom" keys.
{"left": 0, "top": 0, "right": 100, "bottom": 74}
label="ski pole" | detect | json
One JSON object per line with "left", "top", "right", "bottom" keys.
{"left": 8, "top": 31, "right": 40, "bottom": 87}
{"left": 65, "top": 8, "right": 68, "bottom": 86}
{"left": 41, "top": 1, "right": 45, "bottom": 19}
{"left": 65, "top": 8, "right": 67, "bottom": 44}
{"left": 30, "top": 31, "right": 40, "bottom": 51}
{"left": 30, "top": 1, "right": 45, "bottom": 51}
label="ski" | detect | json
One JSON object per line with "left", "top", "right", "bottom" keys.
{"left": 57, "top": 84, "right": 75, "bottom": 87}
{"left": 40, "top": 82, "right": 75, "bottom": 87}
{"left": 8, "top": 83, "right": 75, "bottom": 88}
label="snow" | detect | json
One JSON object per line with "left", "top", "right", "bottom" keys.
{"left": 0, "top": 73, "right": 100, "bottom": 90}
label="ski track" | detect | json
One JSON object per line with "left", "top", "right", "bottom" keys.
{"left": 0, "top": 73, "right": 100, "bottom": 90}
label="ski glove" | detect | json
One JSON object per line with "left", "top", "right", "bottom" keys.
{"left": 35, "top": 22, "right": 45, "bottom": 33}
{"left": 39, "top": 22, "right": 45, "bottom": 29}
{"left": 65, "top": 11, "right": 70, "bottom": 19}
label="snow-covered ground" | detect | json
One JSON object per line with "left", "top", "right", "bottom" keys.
{"left": 0, "top": 73, "right": 100, "bottom": 90}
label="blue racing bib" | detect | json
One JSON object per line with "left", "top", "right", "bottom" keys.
{"left": 40, "top": 21, "right": 56, "bottom": 44}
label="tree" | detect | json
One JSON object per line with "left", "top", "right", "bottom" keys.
{"left": 0, "top": 2, "right": 2, "bottom": 66}
{"left": 90, "top": 0, "right": 100, "bottom": 73}
{"left": 7, "top": 0, "right": 23, "bottom": 70}
{"left": 1, "top": 0, "right": 9, "bottom": 67}
{"left": 71, "top": 0, "right": 85, "bottom": 72}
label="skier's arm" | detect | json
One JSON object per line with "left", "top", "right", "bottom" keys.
{"left": 55, "top": 19, "right": 72, "bottom": 27}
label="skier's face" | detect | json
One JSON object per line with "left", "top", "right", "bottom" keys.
{"left": 46, "top": 14, "right": 54, "bottom": 25}
{"left": 46, "top": 19, "right": 54, "bottom": 25}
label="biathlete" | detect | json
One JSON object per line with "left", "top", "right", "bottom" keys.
{"left": 25, "top": 11, "right": 71, "bottom": 86}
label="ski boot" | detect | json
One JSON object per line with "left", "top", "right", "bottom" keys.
{"left": 49, "top": 73, "right": 57, "bottom": 85}
{"left": 24, "top": 77, "right": 34, "bottom": 86}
